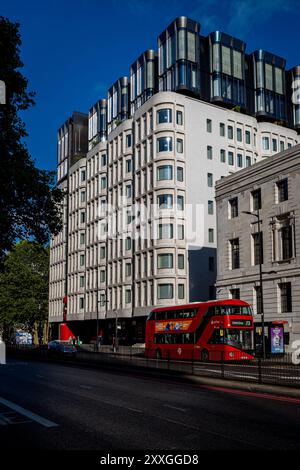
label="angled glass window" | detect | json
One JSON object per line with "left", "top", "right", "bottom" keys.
{"left": 157, "top": 109, "right": 172, "bottom": 124}
{"left": 157, "top": 165, "right": 173, "bottom": 181}
{"left": 157, "top": 136, "right": 173, "bottom": 152}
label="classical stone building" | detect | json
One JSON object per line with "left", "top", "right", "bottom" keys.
{"left": 216, "top": 144, "right": 300, "bottom": 349}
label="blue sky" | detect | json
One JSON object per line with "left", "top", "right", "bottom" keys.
{"left": 2, "top": 0, "right": 300, "bottom": 171}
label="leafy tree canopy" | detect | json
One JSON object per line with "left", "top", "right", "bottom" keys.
{"left": 0, "top": 16, "right": 63, "bottom": 263}
{"left": 0, "top": 241, "right": 49, "bottom": 335}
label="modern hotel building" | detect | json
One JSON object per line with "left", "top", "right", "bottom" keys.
{"left": 49, "top": 17, "right": 300, "bottom": 343}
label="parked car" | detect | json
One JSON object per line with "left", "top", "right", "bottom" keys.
{"left": 47, "top": 340, "right": 77, "bottom": 358}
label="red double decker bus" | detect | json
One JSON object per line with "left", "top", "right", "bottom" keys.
{"left": 145, "top": 299, "right": 254, "bottom": 361}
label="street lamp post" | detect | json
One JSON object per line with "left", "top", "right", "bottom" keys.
{"left": 242, "top": 210, "right": 265, "bottom": 359}
{"left": 113, "top": 310, "right": 118, "bottom": 353}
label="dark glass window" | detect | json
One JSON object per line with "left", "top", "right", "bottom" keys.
{"left": 229, "top": 198, "right": 238, "bottom": 218}
{"left": 231, "top": 289, "right": 240, "bottom": 300}
{"left": 230, "top": 238, "right": 240, "bottom": 269}
{"left": 281, "top": 225, "right": 293, "bottom": 260}
{"left": 277, "top": 179, "right": 288, "bottom": 202}
{"left": 157, "top": 137, "right": 173, "bottom": 152}
{"left": 157, "top": 109, "right": 172, "bottom": 124}
{"left": 252, "top": 189, "right": 261, "bottom": 211}
{"left": 280, "top": 282, "right": 292, "bottom": 313}
{"left": 253, "top": 232, "right": 263, "bottom": 265}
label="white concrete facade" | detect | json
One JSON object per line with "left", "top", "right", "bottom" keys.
{"left": 49, "top": 92, "right": 299, "bottom": 327}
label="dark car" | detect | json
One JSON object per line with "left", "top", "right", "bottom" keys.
{"left": 47, "top": 340, "right": 77, "bottom": 358}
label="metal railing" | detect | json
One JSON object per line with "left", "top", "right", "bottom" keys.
{"left": 6, "top": 345, "right": 300, "bottom": 389}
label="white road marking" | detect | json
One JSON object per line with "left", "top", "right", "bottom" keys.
{"left": 164, "top": 404, "right": 186, "bottom": 412}
{"left": 79, "top": 384, "right": 92, "bottom": 390}
{"left": 0, "top": 397, "right": 58, "bottom": 428}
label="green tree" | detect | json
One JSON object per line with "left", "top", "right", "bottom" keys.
{"left": 0, "top": 16, "right": 63, "bottom": 263}
{"left": 0, "top": 241, "right": 50, "bottom": 343}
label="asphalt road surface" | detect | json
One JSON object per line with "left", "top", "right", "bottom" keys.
{"left": 0, "top": 359, "right": 300, "bottom": 450}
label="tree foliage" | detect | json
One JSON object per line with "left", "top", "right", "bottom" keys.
{"left": 0, "top": 16, "right": 63, "bottom": 263}
{"left": 0, "top": 241, "right": 49, "bottom": 337}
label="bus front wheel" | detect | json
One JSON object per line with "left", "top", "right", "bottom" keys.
{"left": 201, "top": 349, "right": 209, "bottom": 362}
{"left": 155, "top": 348, "right": 162, "bottom": 359}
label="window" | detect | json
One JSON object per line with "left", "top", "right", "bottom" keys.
{"left": 206, "top": 119, "right": 212, "bottom": 133}
{"left": 100, "top": 177, "right": 107, "bottom": 189}
{"left": 158, "top": 254, "right": 173, "bottom": 269}
{"left": 272, "top": 139, "right": 278, "bottom": 152}
{"left": 126, "top": 184, "right": 132, "bottom": 198}
{"left": 80, "top": 254, "right": 85, "bottom": 266}
{"left": 280, "top": 141, "right": 285, "bottom": 152}
{"left": 177, "top": 224, "right": 184, "bottom": 240}
{"left": 228, "top": 151, "right": 234, "bottom": 166}
{"left": 178, "top": 284, "right": 185, "bottom": 299}
{"left": 231, "top": 289, "right": 240, "bottom": 300}
{"left": 208, "top": 228, "right": 214, "bottom": 243}
{"left": 79, "top": 297, "right": 85, "bottom": 310}
{"left": 81, "top": 170, "right": 86, "bottom": 182}
{"left": 280, "top": 283, "right": 292, "bottom": 313}
{"left": 176, "top": 110, "right": 183, "bottom": 125}
{"left": 157, "top": 165, "right": 173, "bottom": 181}
{"left": 208, "top": 200, "right": 214, "bottom": 215}
{"left": 252, "top": 189, "right": 261, "bottom": 211}
{"left": 228, "top": 126, "right": 233, "bottom": 139}
{"left": 177, "top": 195, "right": 184, "bottom": 211}
{"left": 126, "top": 159, "right": 132, "bottom": 173}
{"left": 281, "top": 225, "right": 293, "bottom": 260}
{"left": 176, "top": 138, "right": 184, "bottom": 153}
{"left": 209, "top": 256, "right": 215, "bottom": 272}
{"left": 178, "top": 254, "right": 185, "bottom": 269}
{"left": 229, "top": 198, "right": 238, "bottom": 219}
{"left": 158, "top": 224, "right": 173, "bottom": 240}
{"left": 80, "top": 211, "right": 85, "bottom": 224}
{"left": 100, "top": 246, "right": 106, "bottom": 259}
{"left": 125, "top": 263, "right": 131, "bottom": 277}
{"left": 158, "top": 284, "right": 174, "bottom": 300}
{"left": 157, "top": 137, "right": 172, "bottom": 152}
{"left": 101, "top": 154, "right": 107, "bottom": 166}
{"left": 158, "top": 194, "right": 173, "bottom": 209}
{"left": 100, "top": 270, "right": 106, "bottom": 282}
{"left": 245, "top": 130, "right": 251, "bottom": 144}
{"left": 252, "top": 232, "right": 263, "bottom": 265}
{"left": 255, "top": 286, "right": 262, "bottom": 314}
{"left": 177, "top": 167, "right": 184, "bottom": 182}
{"left": 125, "top": 289, "right": 132, "bottom": 304}
{"left": 246, "top": 156, "right": 252, "bottom": 167}
{"left": 262, "top": 136, "right": 270, "bottom": 150}
{"left": 230, "top": 238, "right": 240, "bottom": 269}
{"left": 207, "top": 173, "right": 213, "bottom": 187}
{"left": 79, "top": 276, "right": 85, "bottom": 288}
{"left": 80, "top": 233, "right": 85, "bottom": 245}
{"left": 220, "top": 123, "right": 225, "bottom": 137}
{"left": 157, "top": 108, "right": 172, "bottom": 124}
{"left": 126, "top": 134, "right": 132, "bottom": 148}
{"left": 219, "top": 149, "right": 226, "bottom": 163}
{"left": 237, "top": 154, "right": 243, "bottom": 168}
{"left": 207, "top": 146, "right": 213, "bottom": 160}
{"left": 125, "top": 237, "right": 132, "bottom": 251}
{"left": 277, "top": 179, "right": 288, "bottom": 203}
{"left": 237, "top": 128, "right": 242, "bottom": 142}
{"left": 80, "top": 191, "right": 86, "bottom": 203}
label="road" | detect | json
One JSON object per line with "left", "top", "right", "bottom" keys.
{"left": 0, "top": 359, "right": 300, "bottom": 450}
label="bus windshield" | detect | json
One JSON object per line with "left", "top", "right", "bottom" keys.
{"left": 209, "top": 329, "right": 254, "bottom": 351}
